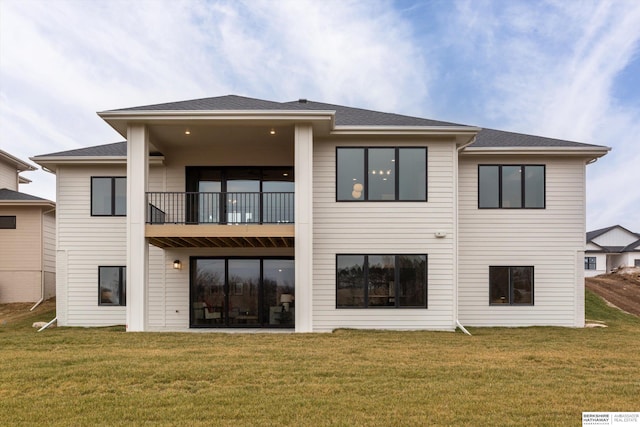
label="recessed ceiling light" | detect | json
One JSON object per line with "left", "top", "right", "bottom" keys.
{"left": 185, "top": 129, "right": 191, "bottom": 135}
{"left": 270, "top": 128, "right": 276, "bottom": 135}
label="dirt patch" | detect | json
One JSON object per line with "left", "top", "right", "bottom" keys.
{"left": 0, "top": 299, "right": 56, "bottom": 326}
{"left": 586, "top": 268, "right": 640, "bottom": 317}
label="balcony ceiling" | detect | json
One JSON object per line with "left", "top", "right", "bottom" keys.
{"left": 146, "top": 224, "right": 295, "bottom": 249}
{"left": 147, "top": 124, "right": 295, "bottom": 151}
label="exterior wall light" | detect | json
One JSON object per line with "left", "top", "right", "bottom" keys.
{"left": 173, "top": 260, "right": 182, "bottom": 270}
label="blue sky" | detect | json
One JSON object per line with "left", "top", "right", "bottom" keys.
{"left": 1, "top": 0, "right": 639, "bottom": 231}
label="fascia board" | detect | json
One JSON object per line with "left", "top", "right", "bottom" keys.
{"left": 0, "top": 200, "right": 56, "bottom": 208}
{"left": 31, "top": 156, "right": 165, "bottom": 170}
{"left": 98, "top": 110, "right": 337, "bottom": 136}
{"left": 331, "top": 125, "right": 480, "bottom": 136}
{"left": 18, "top": 176, "right": 32, "bottom": 184}
{"left": 461, "top": 146, "right": 611, "bottom": 158}
{"left": 0, "top": 150, "right": 37, "bottom": 171}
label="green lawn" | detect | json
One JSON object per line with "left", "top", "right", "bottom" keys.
{"left": 1, "top": 291, "right": 639, "bottom": 426}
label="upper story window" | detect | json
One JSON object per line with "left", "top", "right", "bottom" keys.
{"left": 0, "top": 216, "right": 17, "bottom": 229}
{"left": 92, "top": 177, "right": 126, "bottom": 216}
{"left": 336, "top": 147, "right": 427, "bottom": 201}
{"left": 478, "top": 165, "right": 545, "bottom": 209}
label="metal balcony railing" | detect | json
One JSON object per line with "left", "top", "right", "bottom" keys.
{"left": 146, "top": 192, "right": 294, "bottom": 225}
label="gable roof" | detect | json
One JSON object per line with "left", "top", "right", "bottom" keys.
{"left": 586, "top": 225, "right": 640, "bottom": 253}
{"left": 587, "top": 225, "right": 639, "bottom": 242}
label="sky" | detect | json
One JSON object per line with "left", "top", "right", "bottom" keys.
{"left": 1, "top": 0, "right": 639, "bottom": 232}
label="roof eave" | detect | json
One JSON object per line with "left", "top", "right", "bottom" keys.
{"left": 0, "top": 150, "right": 37, "bottom": 172}
{"left": 461, "top": 146, "right": 611, "bottom": 159}
{"left": 0, "top": 200, "right": 56, "bottom": 208}
{"left": 97, "top": 110, "right": 337, "bottom": 137}
{"left": 31, "top": 155, "right": 165, "bottom": 172}
{"left": 331, "top": 125, "right": 480, "bottom": 135}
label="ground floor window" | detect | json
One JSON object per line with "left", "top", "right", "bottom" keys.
{"left": 489, "top": 266, "right": 534, "bottom": 305}
{"left": 585, "top": 257, "right": 597, "bottom": 270}
{"left": 99, "top": 266, "right": 126, "bottom": 306}
{"left": 336, "top": 254, "right": 427, "bottom": 308}
{"left": 635, "top": 259, "right": 640, "bottom": 268}
{"left": 191, "top": 257, "right": 294, "bottom": 328}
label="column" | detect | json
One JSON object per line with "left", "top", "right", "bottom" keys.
{"left": 294, "top": 124, "right": 313, "bottom": 332}
{"left": 126, "top": 124, "right": 149, "bottom": 331}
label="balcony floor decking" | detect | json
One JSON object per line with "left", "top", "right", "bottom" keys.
{"left": 146, "top": 224, "right": 295, "bottom": 248}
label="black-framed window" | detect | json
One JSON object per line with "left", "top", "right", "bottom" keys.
{"left": 0, "top": 216, "right": 17, "bottom": 229}
{"left": 99, "top": 266, "right": 126, "bottom": 306}
{"left": 478, "top": 165, "right": 545, "bottom": 208}
{"left": 634, "top": 259, "right": 640, "bottom": 268}
{"left": 336, "top": 147, "right": 427, "bottom": 201}
{"left": 92, "top": 177, "right": 126, "bottom": 216}
{"left": 585, "top": 257, "right": 597, "bottom": 270}
{"left": 336, "top": 254, "right": 427, "bottom": 308}
{"left": 489, "top": 266, "right": 534, "bottom": 305}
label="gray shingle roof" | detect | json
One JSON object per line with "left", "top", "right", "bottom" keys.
{"left": 37, "top": 141, "right": 127, "bottom": 157}
{"left": 35, "top": 141, "right": 164, "bottom": 158}
{"left": 109, "top": 95, "right": 306, "bottom": 112}
{"left": 71, "top": 95, "right": 609, "bottom": 152}
{"left": 282, "top": 100, "right": 466, "bottom": 127}
{"left": 0, "top": 188, "right": 51, "bottom": 202}
{"left": 473, "top": 128, "right": 604, "bottom": 149}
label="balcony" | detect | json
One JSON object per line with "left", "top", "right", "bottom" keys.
{"left": 145, "top": 192, "right": 295, "bottom": 248}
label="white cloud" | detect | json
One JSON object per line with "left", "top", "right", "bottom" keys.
{"left": 1, "top": 0, "right": 431, "bottom": 202}
{"left": 446, "top": 0, "right": 640, "bottom": 231}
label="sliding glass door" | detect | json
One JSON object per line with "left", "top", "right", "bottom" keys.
{"left": 190, "top": 257, "right": 295, "bottom": 328}
{"left": 186, "top": 167, "right": 294, "bottom": 224}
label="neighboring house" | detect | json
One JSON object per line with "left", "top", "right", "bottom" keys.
{"left": 32, "top": 95, "right": 610, "bottom": 332}
{"left": 0, "top": 150, "right": 56, "bottom": 303}
{"left": 585, "top": 225, "right": 640, "bottom": 277}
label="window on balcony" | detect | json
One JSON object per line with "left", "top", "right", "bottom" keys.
{"left": 179, "top": 167, "right": 294, "bottom": 225}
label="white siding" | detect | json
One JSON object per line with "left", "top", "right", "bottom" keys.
{"left": 312, "top": 139, "right": 457, "bottom": 332}
{"left": 0, "top": 160, "right": 18, "bottom": 190}
{"left": 458, "top": 156, "right": 586, "bottom": 327}
{"left": 56, "top": 165, "right": 127, "bottom": 326}
{"left": 592, "top": 227, "right": 638, "bottom": 247}
{"left": 43, "top": 210, "right": 56, "bottom": 299}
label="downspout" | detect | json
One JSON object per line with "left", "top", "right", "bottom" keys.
{"left": 454, "top": 136, "right": 476, "bottom": 336}
{"left": 30, "top": 207, "right": 56, "bottom": 311}
{"left": 37, "top": 316, "right": 57, "bottom": 332}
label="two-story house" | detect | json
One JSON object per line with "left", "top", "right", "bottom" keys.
{"left": 32, "top": 95, "right": 609, "bottom": 331}
{"left": 0, "top": 150, "right": 56, "bottom": 304}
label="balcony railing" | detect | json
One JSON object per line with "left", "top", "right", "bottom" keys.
{"left": 146, "top": 192, "right": 294, "bottom": 225}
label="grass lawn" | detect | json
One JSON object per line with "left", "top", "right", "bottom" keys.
{"left": 1, "top": 291, "right": 639, "bottom": 426}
